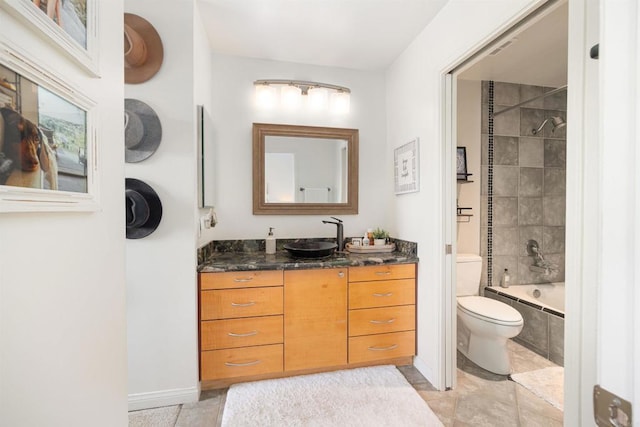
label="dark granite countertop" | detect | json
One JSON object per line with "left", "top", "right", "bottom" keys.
{"left": 197, "top": 238, "right": 419, "bottom": 273}
{"left": 198, "top": 250, "right": 418, "bottom": 273}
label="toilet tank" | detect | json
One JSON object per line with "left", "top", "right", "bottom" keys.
{"left": 456, "top": 253, "right": 483, "bottom": 296}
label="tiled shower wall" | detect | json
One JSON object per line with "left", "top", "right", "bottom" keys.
{"left": 480, "top": 81, "right": 566, "bottom": 286}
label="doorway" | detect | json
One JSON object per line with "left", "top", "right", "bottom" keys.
{"left": 443, "top": 0, "right": 570, "bottom": 422}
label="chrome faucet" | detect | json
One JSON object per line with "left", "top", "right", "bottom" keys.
{"left": 322, "top": 217, "right": 344, "bottom": 252}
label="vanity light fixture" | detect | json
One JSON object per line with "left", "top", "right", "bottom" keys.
{"left": 254, "top": 79, "right": 351, "bottom": 114}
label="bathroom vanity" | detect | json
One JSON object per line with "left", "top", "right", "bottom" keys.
{"left": 198, "top": 245, "right": 418, "bottom": 389}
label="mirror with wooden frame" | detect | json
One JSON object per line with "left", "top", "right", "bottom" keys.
{"left": 253, "top": 123, "right": 358, "bottom": 215}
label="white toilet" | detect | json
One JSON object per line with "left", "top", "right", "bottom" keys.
{"left": 456, "top": 254, "right": 523, "bottom": 375}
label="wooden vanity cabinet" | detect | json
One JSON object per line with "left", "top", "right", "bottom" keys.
{"left": 284, "top": 268, "right": 348, "bottom": 371}
{"left": 199, "top": 270, "right": 284, "bottom": 381}
{"left": 198, "top": 263, "right": 416, "bottom": 387}
{"left": 348, "top": 264, "right": 417, "bottom": 364}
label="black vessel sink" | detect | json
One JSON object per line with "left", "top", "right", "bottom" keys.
{"left": 283, "top": 241, "right": 338, "bottom": 258}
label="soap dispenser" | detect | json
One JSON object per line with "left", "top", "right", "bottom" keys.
{"left": 266, "top": 227, "right": 276, "bottom": 255}
{"left": 500, "top": 268, "right": 511, "bottom": 288}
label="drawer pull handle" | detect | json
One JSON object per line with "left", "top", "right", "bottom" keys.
{"left": 231, "top": 301, "right": 256, "bottom": 307}
{"left": 370, "top": 318, "right": 396, "bottom": 324}
{"left": 228, "top": 331, "right": 258, "bottom": 337}
{"left": 375, "top": 271, "right": 392, "bottom": 276}
{"left": 372, "top": 292, "right": 393, "bottom": 297}
{"left": 224, "top": 360, "right": 261, "bottom": 367}
{"left": 233, "top": 277, "right": 254, "bottom": 282}
{"left": 368, "top": 344, "right": 398, "bottom": 352}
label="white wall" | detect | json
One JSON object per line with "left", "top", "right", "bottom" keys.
{"left": 204, "top": 54, "right": 390, "bottom": 244}
{"left": 195, "top": 0, "right": 216, "bottom": 239}
{"left": 597, "top": 0, "right": 640, "bottom": 416}
{"left": 0, "top": 2, "right": 128, "bottom": 426}
{"left": 125, "top": 0, "right": 200, "bottom": 410}
{"left": 456, "top": 79, "right": 481, "bottom": 254}
{"left": 386, "top": 0, "right": 542, "bottom": 388}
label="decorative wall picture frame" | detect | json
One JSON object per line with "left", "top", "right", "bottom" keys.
{"left": 0, "top": 0, "right": 99, "bottom": 76}
{"left": 0, "top": 40, "right": 99, "bottom": 212}
{"left": 456, "top": 146, "right": 470, "bottom": 180}
{"left": 394, "top": 137, "right": 419, "bottom": 195}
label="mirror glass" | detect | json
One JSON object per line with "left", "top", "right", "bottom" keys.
{"left": 253, "top": 123, "right": 358, "bottom": 215}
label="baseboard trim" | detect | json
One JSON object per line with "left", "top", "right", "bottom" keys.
{"left": 128, "top": 385, "right": 200, "bottom": 411}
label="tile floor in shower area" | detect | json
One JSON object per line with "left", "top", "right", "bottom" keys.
{"left": 129, "top": 340, "right": 563, "bottom": 426}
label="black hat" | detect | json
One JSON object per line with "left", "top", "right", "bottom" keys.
{"left": 125, "top": 178, "right": 162, "bottom": 239}
{"left": 125, "top": 98, "right": 162, "bottom": 163}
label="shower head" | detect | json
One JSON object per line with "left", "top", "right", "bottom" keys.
{"left": 532, "top": 116, "right": 566, "bottom": 135}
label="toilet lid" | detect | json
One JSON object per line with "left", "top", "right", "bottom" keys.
{"left": 458, "top": 296, "right": 523, "bottom": 325}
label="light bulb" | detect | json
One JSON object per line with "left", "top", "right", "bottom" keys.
{"left": 308, "top": 87, "right": 328, "bottom": 111}
{"left": 255, "top": 84, "right": 277, "bottom": 109}
{"left": 330, "top": 91, "right": 350, "bottom": 114}
{"left": 281, "top": 85, "right": 302, "bottom": 109}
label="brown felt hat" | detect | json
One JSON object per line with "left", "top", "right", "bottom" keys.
{"left": 124, "top": 13, "right": 164, "bottom": 84}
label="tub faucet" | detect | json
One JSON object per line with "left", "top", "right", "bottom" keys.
{"left": 322, "top": 217, "right": 344, "bottom": 252}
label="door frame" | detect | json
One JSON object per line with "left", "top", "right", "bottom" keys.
{"left": 441, "top": 0, "right": 597, "bottom": 422}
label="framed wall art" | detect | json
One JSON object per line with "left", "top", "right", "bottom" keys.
{"left": 394, "top": 137, "right": 419, "bottom": 195}
{"left": 0, "top": 0, "right": 99, "bottom": 75}
{"left": 0, "top": 41, "right": 98, "bottom": 212}
{"left": 456, "top": 146, "right": 470, "bottom": 180}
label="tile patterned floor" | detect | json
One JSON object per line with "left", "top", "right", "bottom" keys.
{"left": 128, "top": 340, "right": 562, "bottom": 426}
{"left": 409, "top": 340, "right": 563, "bottom": 426}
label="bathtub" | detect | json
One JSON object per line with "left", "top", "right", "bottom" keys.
{"left": 484, "top": 283, "right": 565, "bottom": 365}
{"left": 492, "top": 282, "right": 565, "bottom": 315}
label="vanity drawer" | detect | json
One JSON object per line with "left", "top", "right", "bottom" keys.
{"left": 200, "top": 270, "right": 283, "bottom": 290}
{"left": 349, "top": 279, "right": 415, "bottom": 309}
{"left": 201, "top": 315, "right": 283, "bottom": 351}
{"left": 348, "top": 331, "right": 415, "bottom": 364}
{"left": 201, "top": 344, "right": 283, "bottom": 380}
{"left": 349, "top": 264, "right": 415, "bottom": 282}
{"left": 348, "top": 305, "right": 415, "bottom": 337}
{"left": 201, "top": 287, "right": 283, "bottom": 320}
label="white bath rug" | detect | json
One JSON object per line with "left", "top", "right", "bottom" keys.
{"left": 128, "top": 404, "right": 180, "bottom": 427}
{"left": 221, "top": 365, "right": 443, "bottom": 426}
{"left": 511, "top": 366, "right": 564, "bottom": 410}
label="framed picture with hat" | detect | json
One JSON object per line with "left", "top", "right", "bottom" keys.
{"left": 0, "top": 40, "right": 100, "bottom": 213}
{"left": 0, "top": 0, "right": 99, "bottom": 76}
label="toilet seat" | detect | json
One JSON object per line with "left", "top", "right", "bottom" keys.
{"left": 458, "top": 296, "right": 523, "bottom": 326}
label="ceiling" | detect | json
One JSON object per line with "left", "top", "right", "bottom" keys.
{"left": 197, "top": 0, "right": 449, "bottom": 70}
{"left": 196, "top": 1, "right": 568, "bottom": 86}
{"left": 458, "top": 2, "right": 568, "bottom": 87}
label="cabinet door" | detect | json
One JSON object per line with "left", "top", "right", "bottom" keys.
{"left": 284, "top": 268, "right": 347, "bottom": 371}
{"left": 348, "top": 279, "right": 415, "bottom": 309}
{"left": 201, "top": 344, "right": 283, "bottom": 380}
{"left": 201, "top": 287, "right": 283, "bottom": 320}
{"left": 348, "top": 264, "right": 415, "bottom": 282}
{"left": 200, "top": 270, "right": 283, "bottom": 290}
{"left": 348, "top": 305, "right": 415, "bottom": 337}
{"left": 201, "top": 315, "right": 283, "bottom": 350}
{"left": 348, "top": 330, "right": 415, "bottom": 364}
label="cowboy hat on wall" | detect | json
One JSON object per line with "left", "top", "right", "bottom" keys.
{"left": 125, "top": 178, "right": 163, "bottom": 239}
{"left": 124, "top": 13, "right": 164, "bottom": 84}
{"left": 124, "top": 98, "right": 162, "bottom": 163}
